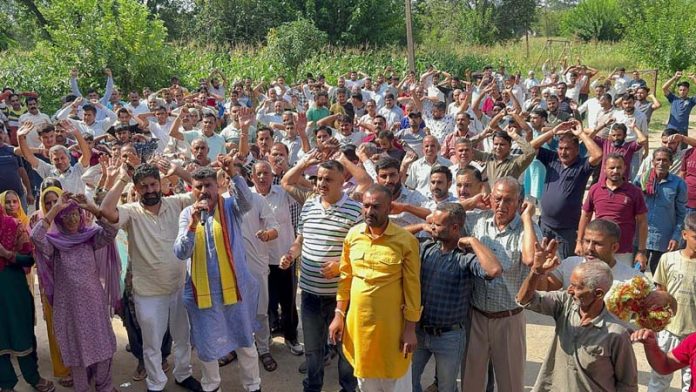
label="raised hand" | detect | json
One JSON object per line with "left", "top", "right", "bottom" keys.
{"left": 295, "top": 112, "right": 308, "bottom": 133}
{"left": 532, "top": 237, "right": 559, "bottom": 275}
{"left": 72, "top": 96, "right": 84, "bottom": 108}
{"left": 104, "top": 68, "right": 112, "bottom": 78}
{"left": 520, "top": 200, "right": 536, "bottom": 220}
{"left": 238, "top": 107, "right": 256, "bottom": 129}
{"left": 70, "top": 68, "right": 78, "bottom": 78}
{"left": 17, "top": 121, "right": 34, "bottom": 137}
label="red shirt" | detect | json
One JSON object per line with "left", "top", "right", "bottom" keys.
{"left": 582, "top": 181, "right": 648, "bottom": 253}
{"left": 672, "top": 333, "right": 696, "bottom": 392}
{"left": 594, "top": 137, "right": 643, "bottom": 183}
{"left": 680, "top": 148, "right": 696, "bottom": 208}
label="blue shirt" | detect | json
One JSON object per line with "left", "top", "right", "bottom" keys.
{"left": 538, "top": 148, "right": 595, "bottom": 229}
{"left": 632, "top": 173, "right": 687, "bottom": 251}
{"left": 666, "top": 92, "right": 696, "bottom": 132}
{"left": 419, "top": 240, "right": 485, "bottom": 327}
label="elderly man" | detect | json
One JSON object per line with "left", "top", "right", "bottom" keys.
{"left": 17, "top": 121, "right": 91, "bottom": 194}
{"left": 516, "top": 240, "right": 638, "bottom": 392}
{"left": 329, "top": 184, "right": 421, "bottom": 392}
{"left": 250, "top": 161, "right": 303, "bottom": 360}
{"left": 403, "top": 135, "right": 451, "bottom": 195}
{"left": 461, "top": 177, "right": 541, "bottom": 392}
{"left": 633, "top": 147, "right": 687, "bottom": 274}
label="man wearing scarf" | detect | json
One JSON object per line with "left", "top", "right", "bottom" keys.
{"left": 174, "top": 165, "right": 261, "bottom": 392}
{"left": 633, "top": 147, "right": 687, "bottom": 274}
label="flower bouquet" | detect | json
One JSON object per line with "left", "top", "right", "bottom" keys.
{"left": 605, "top": 276, "right": 674, "bottom": 331}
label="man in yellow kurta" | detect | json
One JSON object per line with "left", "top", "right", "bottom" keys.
{"left": 329, "top": 184, "right": 421, "bottom": 392}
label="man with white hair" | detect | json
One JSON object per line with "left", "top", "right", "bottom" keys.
{"left": 516, "top": 238, "right": 638, "bottom": 391}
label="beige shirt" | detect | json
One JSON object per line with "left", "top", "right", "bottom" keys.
{"left": 653, "top": 250, "right": 696, "bottom": 337}
{"left": 525, "top": 291, "right": 638, "bottom": 392}
{"left": 118, "top": 193, "right": 195, "bottom": 296}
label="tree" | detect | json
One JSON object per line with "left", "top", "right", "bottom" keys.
{"left": 264, "top": 18, "right": 327, "bottom": 80}
{"left": 620, "top": 0, "right": 696, "bottom": 70}
{"left": 494, "top": 0, "right": 538, "bottom": 42}
{"left": 562, "top": 0, "right": 623, "bottom": 41}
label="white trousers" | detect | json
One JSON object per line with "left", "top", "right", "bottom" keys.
{"left": 134, "top": 288, "right": 192, "bottom": 391}
{"left": 358, "top": 366, "right": 412, "bottom": 392}
{"left": 200, "top": 346, "right": 261, "bottom": 392}
{"left": 254, "top": 313, "right": 271, "bottom": 355}
{"left": 648, "top": 330, "right": 692, "bottom": 392}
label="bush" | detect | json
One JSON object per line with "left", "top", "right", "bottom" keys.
{"left": 562, "top": 0, "right": 623, "bottom": 42}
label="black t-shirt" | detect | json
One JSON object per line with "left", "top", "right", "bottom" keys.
{"left": 0, "top": 144, "right": 24, "bottom": 196}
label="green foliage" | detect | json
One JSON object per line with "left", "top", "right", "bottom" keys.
{"left": 263, "top": 19, "right": 327, "bottom": 80}
{"left": 415, "top": 0, "right": 535, "bottom": 47}
{"left": 191, "top": 0, "right": 297, "bottom": 45}
{"left": 619, "top": 0, "right": 696, "bottom": 71}
{"left": 0, "top": 0, "right": 173, "bottom": 112}
{"left": 562, "top": 0, "right": 623, "bottom": 42}
{"left": 494, "top": 0, "right": 537, "bottom": 41}
{"left": 534, "top": 9, "right": 570, "bottom": 37}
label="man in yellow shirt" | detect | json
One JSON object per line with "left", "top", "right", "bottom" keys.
{"left": 329, "top": 184, "right": 421, "bottom": 392}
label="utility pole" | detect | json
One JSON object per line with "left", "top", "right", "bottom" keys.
{"left": 405, "top": 0, "right": 415, "bottom": 72}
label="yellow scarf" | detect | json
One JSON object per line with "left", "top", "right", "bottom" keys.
{"left": 0, "top": 191, "right": 29, "bottom": 228}
{"left": 191, "top": 196, "right": 240, "bottom": 309}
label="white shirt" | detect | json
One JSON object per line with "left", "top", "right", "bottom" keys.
{"left": 378, "top": 106, "right": 404, "bottom": 128}
{"left": 237, "top": 191, "right": 278, "bottom": 276}
{"left": 126, "top": 102, "right": 149, "bottom": 116}
{"left": 345, "top": 78, "right": 366, "bottom": 90}
{"left": 565, "top": 74, "right": 588, "bottom": 102}
{"left": 18, "top": 111, "right": 51, "bottom": 148}
{"left": 612, "top": 110, "right": 648, "bottom": 142}
{"left": 391, "top": 187, "right": 430, "bottom": 227}
{"left": 252, "top": 185, "right": 297, "bottom": 266}
{"left": 35, "top": 159, "right": 88, "bottom": 194}
{"left": 613, "top": 75, "right": 631, "bottom": 96}
{"left": 405, "top": 155, "right": 452, "bottom": 195}
{"left": 148, "top": 119, "right": 174, "bottom": 153}
{"left": 423, "top": 100, "right": 455, "bottom": 143}
{"left": 577, "top": 97, "right": 603, "bottom": 128}
{"left": 335, "top": 130, "right": 366, "bottom": 147}
{"left": 55, "top": 104, "right": 118, "bottom": 137}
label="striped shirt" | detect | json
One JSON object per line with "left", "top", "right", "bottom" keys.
{"left": 471, "top": 209, "right": 542, "bottom": 313}
{"left": 298, "top": 193, "right": 363, "bottom": 296}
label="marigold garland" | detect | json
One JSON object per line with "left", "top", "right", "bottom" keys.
{"left": 605, "top": 276, "right": 674, "bottom": 331}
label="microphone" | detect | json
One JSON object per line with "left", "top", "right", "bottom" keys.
{"left": 199, "top": 198, "right": 209, "bottom": 226}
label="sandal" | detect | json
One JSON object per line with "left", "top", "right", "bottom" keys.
{"left": 32, "top": 378, "right": 55, "bottom": 392}
{"left": 217, "top": 351, "right": 237, "bottom": 367}
{"left": 58, "top": 376, "right": 73, "bottom": 388}
{"left": 260, "top": 353, "right": 277, "bottom": 372}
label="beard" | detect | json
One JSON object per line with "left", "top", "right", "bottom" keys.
{"left": 141, "top": 191, "right": 163, "bottom": 206}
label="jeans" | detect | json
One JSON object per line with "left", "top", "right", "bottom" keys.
{"left": 539, "top": 220, "right": 577, "bottom": 260}
{"left": 301, "top": 291, "right": 356, "bottom": 392}
{"left": 412, "top": 328, "right": 466, "bottom": 392}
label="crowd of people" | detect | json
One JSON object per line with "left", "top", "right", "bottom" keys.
{"left": 0, "top": 59, "right": 696, "bottom": 392}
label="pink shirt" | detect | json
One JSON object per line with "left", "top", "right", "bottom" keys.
{"left": 582, "top": 181, "right": 648, "bottom": 253}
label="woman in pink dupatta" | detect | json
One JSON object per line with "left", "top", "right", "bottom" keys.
{"left": 0, "top": 200, "right": 55, "bottom": 392}
{"left": 31, "top": 193, "right": 121, "bottom": 392}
